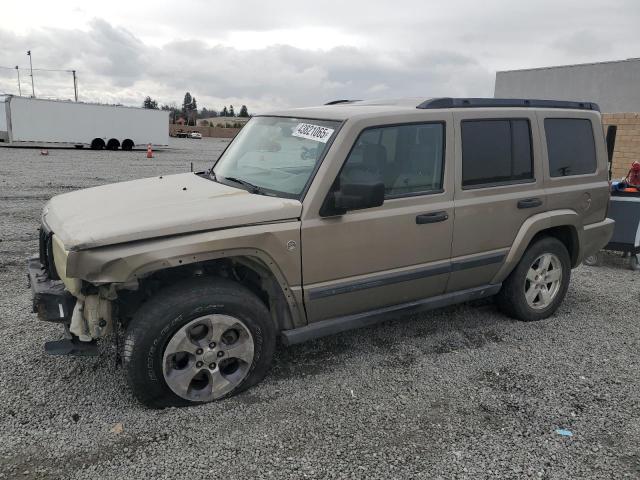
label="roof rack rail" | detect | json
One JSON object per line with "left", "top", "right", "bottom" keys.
{"left": 324, "top": 99, "right": 359, "bottom": 105}
{"left": 417, "top": 97, "right": 600, "bottom": 111}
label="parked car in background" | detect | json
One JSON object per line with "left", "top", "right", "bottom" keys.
{"left": 190, "top": 132, "right": 202, "bottom": 139}
{"left": 28, "top": 97, "right": 614, "bottom": 407}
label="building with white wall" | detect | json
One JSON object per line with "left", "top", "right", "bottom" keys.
{"left": 495, "top": 58, "right": 640, "bottom": 113}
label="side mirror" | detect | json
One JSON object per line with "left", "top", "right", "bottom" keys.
{"left": 320, "top": 180, "right": 385, "bottom": 216}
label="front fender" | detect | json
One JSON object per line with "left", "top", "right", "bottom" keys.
{"left": 66, "top": 222, "right": 304, "bottom": 325}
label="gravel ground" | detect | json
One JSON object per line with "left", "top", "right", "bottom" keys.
{"left": 1, "top": 139, "right": 639, "bottom": 479}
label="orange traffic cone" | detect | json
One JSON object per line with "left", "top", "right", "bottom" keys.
{"left": 146, "top": 144, "right": 153, "bottom": 158}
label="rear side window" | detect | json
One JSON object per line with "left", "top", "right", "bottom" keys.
{"left": 461, "top": 119, "right": 533, "bottom": 188}
{"left": 544, "top": 118, "right": 597, "bottom": 177}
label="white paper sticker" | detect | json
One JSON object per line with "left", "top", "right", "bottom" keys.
{"left": 292, "top": 123, "right": 335, "bottom": 143}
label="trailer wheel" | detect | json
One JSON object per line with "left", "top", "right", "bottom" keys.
{"left": 90, "top": 138, "right": 105, "bottom": 150}
{"left": 106, "top": 138, "right": 120, "bottom": 150}
{"left": 583, "top": 252, "right": 603, "bottom": 267}
{"left": 122, "top": 139, "right": 134, "bottom": 151}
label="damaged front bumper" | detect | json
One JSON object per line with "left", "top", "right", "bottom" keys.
{"left": 27, "top": 256, "right": 98, "bottom": 356}
{"left": 27, "top": 256, "right": 76, "bottom": 323}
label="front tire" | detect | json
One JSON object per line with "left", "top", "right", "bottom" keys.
{"left": 496, "top": 237, "right": 571, "bottom": 322}
{"left": 123, "top": 278, "right": 275, "bottom": 408}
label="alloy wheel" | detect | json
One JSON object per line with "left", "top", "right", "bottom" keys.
{"left": 162, "top": 314, "right": 254, "bottom": 402}
{"left": 524, "top": 253, "right": 563, "bottom": 310}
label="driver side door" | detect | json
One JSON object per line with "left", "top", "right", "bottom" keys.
{"left": 301, "top": 118, "right": 455, "bottom": 323}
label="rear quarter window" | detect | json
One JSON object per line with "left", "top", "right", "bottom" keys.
{"left": 544, "top": 118, "right": 597, "bottom": 177}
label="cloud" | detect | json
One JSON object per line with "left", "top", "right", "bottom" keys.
{"left": 0, "top": 20, "right": 493, "bottom": 111}
{"left": 552, "top": 30, "right": 612, "bottom": 58}
{"left": 1, "top": 0, "right": 639, "bottom": 111}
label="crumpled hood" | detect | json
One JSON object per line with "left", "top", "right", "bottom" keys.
{"left": 43, "top": 173, "right": 302, "bottom": 250}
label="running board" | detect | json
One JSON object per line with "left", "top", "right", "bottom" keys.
{"left": 281, "top": 284, "right": 502, "bottom": 346}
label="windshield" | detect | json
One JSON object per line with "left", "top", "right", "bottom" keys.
{"left": 212, "top": 116, "right": 341, "bottom": 198}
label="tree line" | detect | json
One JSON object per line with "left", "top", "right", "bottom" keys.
{"left": 143, "top": 92, "right": 250, "bottom": 125}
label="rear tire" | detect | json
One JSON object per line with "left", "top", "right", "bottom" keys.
{"left": 123, "top": 277, "right": 276, "bottom": 408}
{"left": 496, "top": 237, "right": 571, "bottom": 322}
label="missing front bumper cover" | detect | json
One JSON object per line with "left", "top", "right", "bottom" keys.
{"left": 27, "top": 256, "right": 76, "bottom": 322}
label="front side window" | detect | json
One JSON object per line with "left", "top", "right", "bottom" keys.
{"left": 544, "top": 118, "right": 597, "bottom": 177}
{"left": 461, "top": 119, "right": 533, "bottom": 188}
{"left": 213, "top": 116, "right": 340, "bottom": 198}
{"left": 339, "top": 122, "right": 445, "bottom": 198}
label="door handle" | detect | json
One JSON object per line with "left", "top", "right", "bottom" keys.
{"left": 517, "top": 198, "right": 542, "bottom": 209}
{"left": 416, "top": 211, "right": 449, "bottom": 224}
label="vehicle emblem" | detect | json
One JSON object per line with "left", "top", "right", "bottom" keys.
{"left": 287, "top": 240, "right": 297, "bottom": 251}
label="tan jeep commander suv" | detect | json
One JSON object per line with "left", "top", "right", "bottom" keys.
{"left": 28, "top": 97, "right": 614, "bottom": 407}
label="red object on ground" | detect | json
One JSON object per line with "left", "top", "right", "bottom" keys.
{"left": 626, "top": 161, "right": 640, "bottom": 186}
{"left": 146, "top": 144, "right": 153, "bottom": 159}
{"left": 40, "top": 149, "right": 48, "bottom": 156}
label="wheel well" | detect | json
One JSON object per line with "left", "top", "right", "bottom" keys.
{"left": 106, "top": 138, "right": 120, "bottom": 150}
{"left": 531, "top": 226, "right": 579, "bottom": 267}
{"left": 90, "top": 138, "right": 105, "bottom": 150}
{"left": 121, "top": 139, "right": 134, "bottom": 151}
{"left": 116, "top": 256, "right": 295, "bottom": 331}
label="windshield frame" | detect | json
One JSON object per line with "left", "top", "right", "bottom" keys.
{"left": 211, "top": 115, "right": 345, "bottom": 200}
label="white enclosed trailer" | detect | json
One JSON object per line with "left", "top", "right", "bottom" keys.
{"left": 0, "top": 95, "right": 168, "bottom": 149}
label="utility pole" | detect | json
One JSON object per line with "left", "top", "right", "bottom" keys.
{"left": 72, "top": 70, "right": 78, "bottom": 101}
{"left": 15, "top": 66, "right": 21, "bottom": 96}
{"left": 26, "top": 50, "right": 35, "bottom": 97}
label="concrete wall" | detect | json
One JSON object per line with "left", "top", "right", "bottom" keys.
{"left": 603, "top": 113, "right": 640, "bottom": 180}
{"left": 170, "top": 124, "right": 241, "bottom": 138}
{"left": 495, "top": 58, "right": 640, "bottom": 113}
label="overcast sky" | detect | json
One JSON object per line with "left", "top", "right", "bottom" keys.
{"left": 1, "top": 0, "right": 638, "bottom": 112}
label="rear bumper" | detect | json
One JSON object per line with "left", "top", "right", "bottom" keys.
{"left": 27, "top": 256, "right": 76, "bottom": 322}
{"left": 579, "top": 218, "right": 615, "bottom": 263}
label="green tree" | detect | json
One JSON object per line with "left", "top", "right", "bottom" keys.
{"left": 182, "top": 92, "right": 192, "bottom": 115}
{"left": 229, "top": 105, "right": 235, "bottom": 117}
{"left": 220, "top": 106, "right": 229, "bottom": 117}
{"left": 239, "top": 105, "right": 249, "bottom": 117}
{"left": 143, "top": 96, "right": 159, "bottom": 109}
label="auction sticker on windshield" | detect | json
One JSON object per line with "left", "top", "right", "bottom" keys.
{"left": 292, "top": 123, "right": 335, "bottom": 143}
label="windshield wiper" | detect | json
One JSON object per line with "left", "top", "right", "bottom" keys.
{"left": 222, "top": 176, "right": 264, "bottom": 194}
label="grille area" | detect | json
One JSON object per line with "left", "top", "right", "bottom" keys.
{"left": 39, "top": 226, "right": 60, "bottom": 280}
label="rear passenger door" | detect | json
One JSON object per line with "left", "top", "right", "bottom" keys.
{"left": 447, "top": 111, "right": 546, "bottom": 292}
